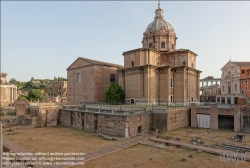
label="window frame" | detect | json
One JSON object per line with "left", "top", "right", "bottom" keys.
{"left": 77, "top": 73, "right": 81, "bottom": 82}
{"left": 161, "top": 42, "right": 165, "bottom": 48}
{"left": 131, "top": 61, "right": 134, "bottom": 67}
{"left": 110, "top": 74, "right": 115, "bottom": 83}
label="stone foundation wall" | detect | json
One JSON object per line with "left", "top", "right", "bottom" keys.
{"left": 152, "top": 112, "right": 167, "bottom": 131}
{"left": 98, "top": 114, "right": 126, "bottom": 137}
{"left": 84, "top": 113, "right": 95, "bottom": 131}
{"left": 127, "top": 114, "right": 151, "bottom": 137}
{"left": 17, "top": 115, "right": 38, "bottom": 127}
{"left": 59, "top": 110, "right": 71, "bottom": 127}
{"left": 72, "top": 111, "right": 82, "bottom": 129}
{"left": 166, "top": 107, "right": 190, "bottom": 131}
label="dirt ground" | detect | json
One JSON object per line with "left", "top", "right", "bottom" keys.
{"left": 2, "top": 124, "right": 250, "bottom": 168}
{"left": 3, "top": 125, "right": 125, "bottom": 154}
{"left": 158, "top": 127, "right": 250, "bottom": 147}
{"left": 72, "top": 144, "right": 249, "bottom": 168}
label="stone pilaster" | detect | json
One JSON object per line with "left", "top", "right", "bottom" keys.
{"left": 210, "top": 104, "right": 218, "bottom": 130}
{"left": 234, "top": 104, "right": 241, "bottom": 132}
{"left": 191, "top": 103, "right": 197, "bottom": 127}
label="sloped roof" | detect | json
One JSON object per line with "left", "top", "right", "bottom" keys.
{"left": 231, "top": 62, "right": 250, "bottom": 66}
{"left": 67, "top": 57, "right": 123, "bottom": 70}
{"left": 161, "top": 49, "right": 198, "bottom": 56}
{"left": 80, "top": 57, "right": 123, "bottom": 68}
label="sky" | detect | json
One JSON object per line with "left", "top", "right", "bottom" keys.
{"left": 1, "top": 1, "right": 250, "bottom": 82}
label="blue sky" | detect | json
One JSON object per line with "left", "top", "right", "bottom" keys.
{"left": 2, "top": 1, "right": 250, "bottom": 82}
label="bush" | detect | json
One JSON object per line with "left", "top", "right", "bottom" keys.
{"left": 105, "top": 83, "right": 125, "bottom": 104}
{"left": 18, "top": 95, "right": 28, "bottom": 100}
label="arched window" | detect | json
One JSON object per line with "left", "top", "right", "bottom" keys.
{"left": 110, "top": 74, "right": 115, "bottom": 83}
{"left": 77, "top": 73, "right": 81, "bottom": 82}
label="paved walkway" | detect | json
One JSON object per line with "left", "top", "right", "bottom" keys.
{"left": 149, "top": 137, "right": 250, "bottom": 161}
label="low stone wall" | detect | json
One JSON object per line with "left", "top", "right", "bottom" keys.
{"left": 59, "top": 110, "right": 71, "bottom": 127}
{"left": 152, "top": 112, "right": 167, "bottom": 131}
{"left": 98, "top": 114, "right": 126, "bottom": 137}
{"left": 17, "top": 115, "right": 38, "bottom": 127}
{"left": 166, "top": 108, "right": 190, "bottom": 131}
{"left": 127, "top": 114, "right": 151, "bottom": 137}
{"left": 59, "top": 108, "right": 151, "bottom": 137}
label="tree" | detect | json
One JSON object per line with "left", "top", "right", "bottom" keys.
{"left": 27, "top": 89, "right": 44, "bottom": 102}
{"left": 18, "top": 95, "right": 28, "bottom": 100}
{"left": 23, "top": 81, "right": 34, "bottom": 90}
{"left": 105, "top": 83, "right": 125, "bottom": 104}
{"left": 9, "top": 78, "right": 17, "bottom": 84}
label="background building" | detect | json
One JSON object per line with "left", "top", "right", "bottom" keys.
{"left": 200, "top": 76, "right": 221, "bottom": 102}
{"left": 0, "top": 72, "right": 17, "bottom": 107}
{"left": 45, "top": 77, "right": 67, "bottom": 102}
{"left": 217, "top": 61, "right": 250, "bottom": 104}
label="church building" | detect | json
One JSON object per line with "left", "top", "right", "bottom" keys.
{"left": 118, "top": 3, "right": 201, "bottom": 105}
{"left": 67, "top": 3, "right": 201, "bottom": 105}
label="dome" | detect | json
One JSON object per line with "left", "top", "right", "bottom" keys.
{"left": 145, "top": 3, "right": 174, "bottom": 33}
{"left": 145, "top": 20, "right": 174, "bottom": 32}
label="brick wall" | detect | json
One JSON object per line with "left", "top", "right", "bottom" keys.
{"left": 98, "top": 114, "right": 126, "bottom": 137}
{"left": 167, "top": 107, "right": 190, "bottom": 131}
{"left": 59, "top": 110, "right": 71, "bottom": 127}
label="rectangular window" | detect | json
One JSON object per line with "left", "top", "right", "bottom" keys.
{"left": 161, "top": 42, "right": 165, "bottom": 48}
{"left": 242, "top": 90, "right": 244, "bottom": 94}
{"left": 131, "top": 61, "right": 134, "bottom": 67}
{"left": 245, "top": 80, "right": 248, "bottom": 84}
{"left": 149, "top": 43, "right": 152, "bottom": 48}
{"left": 110, "top": 74, "right": 115, "bottom": 83}
{"left": 242, "top": 70, "right": 245, "bottom": 74}
{"left": 170, "top": 95, "right": 173, "bottom": 103}
{"left": 228, "top": 86, "right": 231, "bottom": 94}
{"left": 77, "top": 73, "right": 81, "bottom": 82}
{"left": 170, "top": 79, "right": 173, "bottom": 88}
{"left": 241, "top": 80, "right": 244, "bottom": 84}
{"left": 246, "top": 86, "right": 248, "bottom": 91}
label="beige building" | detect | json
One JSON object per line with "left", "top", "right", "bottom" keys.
{"left": 67, "top": 57, "right": 123, "bottom": 103}
{"left": 217, "top": 61, "right": 250, "bottom": 104}
{"left": 0, "top": 72, "right": 17, "bottom": 106}
{"left": 118, "top": 4, "right": 201, "bottom": 105}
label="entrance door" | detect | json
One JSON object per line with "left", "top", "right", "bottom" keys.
{"left": 197, "top": 114, "right": 210, "bottom": 128}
